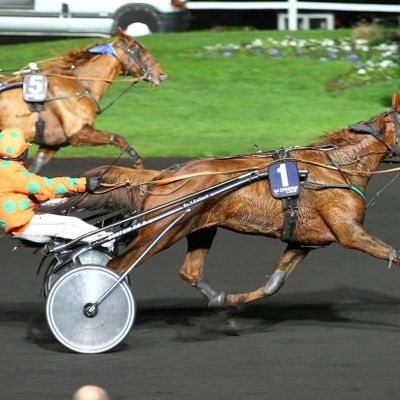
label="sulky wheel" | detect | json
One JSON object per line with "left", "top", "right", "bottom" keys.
{"left": 44, "top": 249, "right": 113, "bottom": 298}
{"left": 46, "top": 264, "right": 135, "bottom": 354}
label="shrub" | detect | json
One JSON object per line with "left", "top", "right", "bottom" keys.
{"left": 351, "top": 22, "right": 384, "bottom": 41}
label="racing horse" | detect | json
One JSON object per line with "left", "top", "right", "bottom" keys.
{"left": 0, "top": 28, "right": 166, "bottom": 173}
{"left": 72, "top": 93, "right": 400, "bottom": 308}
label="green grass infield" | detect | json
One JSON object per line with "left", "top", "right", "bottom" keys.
{"left": 0, "top": 29, "right": 399, "bottom": 159}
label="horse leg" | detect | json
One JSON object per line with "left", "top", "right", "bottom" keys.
{"left": 29, "top": 147, "right": 58, "bottom": 173}
{"left": 68, "top": 125, "right": 143, "bottom": 169}
{"left": 323, "top": 216, "right": 400, "bottom": 265}
{"left": 179, "top": 227, "right": 226, "bottom": 307}
{"left": 225, "top": 245, "right": 310, "bottom": 306}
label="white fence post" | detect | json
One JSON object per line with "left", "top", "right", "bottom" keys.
{"left": 288, "top": 0, "right": 298, "bottom": 31}
{"left": 187, "top": 2, "right": 400, "bottom": 30}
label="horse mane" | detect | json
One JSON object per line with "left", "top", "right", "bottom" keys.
{"left": 40, "top": 31, "right": 144, "bottom": 71}
{"left": 40, "top": 42, "right": 108, "bottom": 71}
{"left": 311, "top": 128, "right": 365, "bottom": 147}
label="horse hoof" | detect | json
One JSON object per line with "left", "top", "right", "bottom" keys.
{"left": 223, "top": 317, "right": 241, "bottom": 336}
{"left": 208, "top": 292, "right": 226, "bottom": 308}
{"left": 133, "top": 159, "right": 144, "bottom": 170}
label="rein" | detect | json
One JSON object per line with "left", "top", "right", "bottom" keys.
{"left": 99, "top": 154, "right": 400, "bottom": 191}
{"left": 44, "top": 72, "right": 142, "bottom": 84}
{"left": 93, "top": 109, "right": 400, "bottom": 205}
{"left": 96, "top": 153, "right": 400, "bottom": 194}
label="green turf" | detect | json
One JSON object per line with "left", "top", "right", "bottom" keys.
{"left": 0, "top": 29, "right": 399, "bottom": 158}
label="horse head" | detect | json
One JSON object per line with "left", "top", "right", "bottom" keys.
{"left": 380, "top": 93, "right": 400, "bottom": 157}
{"left": 113, "top": 27, "right": 167, "bottom": 86}
{"left": 346, "top": 93, "right": 400, "bottom": 158}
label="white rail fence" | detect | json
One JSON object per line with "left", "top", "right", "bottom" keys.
{"left": 187, "top": 1, "right": 400, "bottom": 30}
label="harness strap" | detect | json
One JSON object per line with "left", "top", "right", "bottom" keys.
{"left": 35, "top": 117, "right": 46, "bottom": 146}
{"left": 272, "top": 148, "right": 300, "bottom": 243}
{"left": 281, "top": 197, "right": 299, "bottom": 243}
{"left": 349, "top": 185, "right": 366, "bottom": 200}
{"left": 303, "top": 181, "right": 366, "bottom": 201}
{"left": 0, "top": 82, "right": 23, "bottom": 92}
{"left": 71, "top": 66, "right": 102, "bottom": 114}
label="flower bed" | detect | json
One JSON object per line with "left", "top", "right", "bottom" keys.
{"left": 197, "top": 36, "right": 399, "bottom": 91}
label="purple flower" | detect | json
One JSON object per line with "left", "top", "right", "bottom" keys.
{"left": 223, "top": 51, "right": 233, "bottom": 57}
{"left": 328, "top": 52, "right": 338, "bottom": 59}
{"left": 346, "top": 54, "right": 359, "bottom": 61}
{"left": 269, "top": 48, "right": 281, "bottom": 57}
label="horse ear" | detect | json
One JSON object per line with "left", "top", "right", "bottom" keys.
{"left": 116, "top": 27, "right": 128, "bottom": 39}
{"left": 392, "top": 92, "right": 400, "bottom": 112}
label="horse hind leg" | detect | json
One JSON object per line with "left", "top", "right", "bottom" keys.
{"left": 29, "top": 147, "right": 57, "bottom": 173}
{"left": 182, "top": 232, "right": 310, "bottom": 308}
{"left": 225, "top": 245, "right": 311, "bottom": 306}
{"left": 179, "top": 227, "right": 227, "bottom": 307}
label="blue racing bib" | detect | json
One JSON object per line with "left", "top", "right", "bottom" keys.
{"left": 268, "top": 161, "right": 300, "bottom": 198}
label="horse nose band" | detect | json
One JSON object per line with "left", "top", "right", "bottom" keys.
{"left": 117, "top": 42, "right": 155, "bottom": 81}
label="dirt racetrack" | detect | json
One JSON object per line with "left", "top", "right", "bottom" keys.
{"left": 1, "top": 157, "right": 400, "bottom": 400}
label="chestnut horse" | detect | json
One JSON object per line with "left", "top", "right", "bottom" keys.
{"left": 71, "top": 93, "right": 400, "bottom": 308}
{"left": 0, "top": 28, "right": 166, "bottom": 172}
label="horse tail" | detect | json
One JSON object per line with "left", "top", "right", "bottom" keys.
{"left": 83, "top": 165, "right": 160, "bottom": 212}
{"left": 37, "top": 166, "right": 160, "bottom": 215}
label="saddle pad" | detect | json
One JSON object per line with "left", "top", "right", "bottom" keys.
{"left": 23, "top": 74, "right": 48, "bottom": 102}
{"left": 268, "top": 161, "right": 300, "bottom": 199}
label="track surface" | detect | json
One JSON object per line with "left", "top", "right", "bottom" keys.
{"left": 1, "top": 157, "right": 400, "bottom": 400}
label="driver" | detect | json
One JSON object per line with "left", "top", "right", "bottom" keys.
{"left": 0, "top": 128, "right": 111, "bottom": 247}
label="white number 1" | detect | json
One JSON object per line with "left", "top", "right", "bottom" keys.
{"left": 277, "top": 163, "right": 289, "bottom": 187}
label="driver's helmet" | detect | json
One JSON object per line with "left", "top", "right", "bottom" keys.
{"left": 0, "top": 128, "right": 30, "bottom": 159}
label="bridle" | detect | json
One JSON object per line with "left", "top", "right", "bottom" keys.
{"left": 390, "top": 109, "right": 400, "bottom": 156}
{"left": 349, "top": 108, "right": 400, "bottom": 157}
{"left": 115, "top": 41, "right": 155, "bottom": 82}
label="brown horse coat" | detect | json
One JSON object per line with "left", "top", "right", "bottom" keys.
{"left": 73, "top": 94, "right": 400, "bottom": 307}
{"left": 0, "top": 28, "right": 166, "bottom": 172}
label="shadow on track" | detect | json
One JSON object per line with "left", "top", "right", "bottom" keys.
{"left": 4, "top": 286, "right": 399, "bottom": 353}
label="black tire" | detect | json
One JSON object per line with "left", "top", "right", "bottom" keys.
{"left": 114, "top": 4, "right": 163, "bottom": 34}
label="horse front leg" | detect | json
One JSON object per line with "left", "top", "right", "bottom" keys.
{"left": 225, "top": 245, "right": 310, "bottom": 306}
{"left": 29, "top": 147, "right": 58, "bottom": 173}
{"left": 68, "top": 125, "right": 143, "bottom": 169}
{"left": 324, "top": 216, "right": 400, "bottom": 266}
{"left": 179, "top": 227, "right": 225, "bottom": 307}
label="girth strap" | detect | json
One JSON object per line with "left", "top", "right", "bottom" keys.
{"left": 272, "top": 148, "right": 300, "bottom": 243}
{"left": 35, "top": 117, "right": 46, "bottom": 146}
{"left": 281, "top": 197, "right": 299, "bottom": 243}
